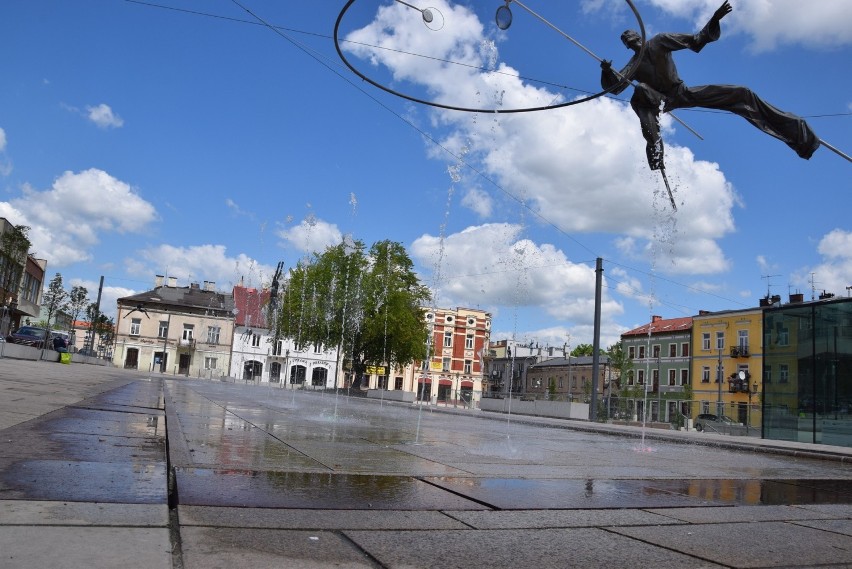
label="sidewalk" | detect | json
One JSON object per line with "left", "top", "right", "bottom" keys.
{"left": 1, "top": 358, "right": 851, "bottom": 568}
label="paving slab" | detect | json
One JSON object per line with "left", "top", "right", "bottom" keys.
{"left": 0, "top": 458, "right": 167, "bottom": 503}
{"left": 447, "top": 508, "right": 684, "bottom": 529}
{"left": 790, "top": 518, "right": 852, "bottom": 537}
{"left": 344, "top": 527, "right": 726, "bottom": 569}
{"left": 423, "top": 477, "right": 733, "bottom": 509}
{"left": 610, "top": 521, "right": 852, "bottom": 568}
{"left": 175, "top": 467, "right": 490, "bottom": 510}
{"left": 179, "top": 505, "right": 469, "bottom": 529}
{"left": 645, "top": 504, "right": 837, "bottom": 523}
{"left": 0, "top": 526, "right": 171, "bottom": 569}
{"left": 180, "top": 527, "right": 381, "bottom": 569}
{"left": 0, "top": 499, "right": 168, "bottom": 526}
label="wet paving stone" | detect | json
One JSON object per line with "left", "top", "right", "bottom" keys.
{"left": 175, "top": 467, "right": 490, "bottom": 510}
{"left": 0, "top": 458, "right": 166, "bottom": 503}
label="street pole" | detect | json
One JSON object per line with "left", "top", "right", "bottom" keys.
{"left": 717, "top": 347, "right": 723, "bottom": 418}
{"left": 590, "top": 257, "right": 603, "bottom": 421}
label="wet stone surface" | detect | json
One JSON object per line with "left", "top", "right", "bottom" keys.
{"left": 175, "top": 468, "right": 489, "bottom": 510}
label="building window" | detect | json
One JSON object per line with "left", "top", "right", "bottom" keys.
{"left": 764, "top": 366, "right": 772, "bottom": 384}
{"left": 738, "top": 329, "right": 749, "bottom": 350}
{"left": 668, "top": 369, "right": 676, "bottom": 385}
{"left": 314, "top": 343, "right": 322, "bottom": 354}
{"left": 682, "top": 343, "right": 690, "bottom": 357}
{"left": 628, "top": 346, "right": 635, "bottom": 359}
{"left": 627, "top": 370, "right": 634, "bottom": 385}
{"left": 637, "top": 369, "right": 645, "bottom": 385}
{"left": 669, "top": 344, "right": 677, "bottom": 358}
{"left": 638, "top": 345, "right": 646, "bottom": 359}
{"left": 130, "top": 318, "right": 141, "bottom": 336}
{"left": 779, "top": 363, "right": 789, "bottom": 383}
{"left": 716, "top": 331, "right": 725, "bottom": 350}
{"left": 442, "top": 357, "right": 451, "bottom": 372}
{"left": 680, "top": 369, "right": 689, "bottom": 385}
{"left": 465, "top": 334, "right": 474, "bottom": 349}
{"left": 702, "top": 333, "right": 710, "bottom": 351}
{"left": 158, "top": 321, "right": 168, "bottom": 338}
{"left": 182, "top": 324, "right": 194, "bottom": 341}
{"left": 464, "top": 359, "right": 472, "bottom": 374}
{"left": 251, "top": 334, "right": 260, "bottom": 347}
{"left": 206, "top": 326, "right": 220, "bottom": 344}
{"left": 204, "top": 357, "right": 217, "bottom": 370}
{"left": 701, "top": 366, "right": 710, "bottom": 383}
{"left": 443, "top": 331, "right": 452, "bottom": 347}
{"left": 652, "top": 344, "right": 660, "bottom": 358}
{"left": 777, "top": 327, "right": 789, "bottom": 346}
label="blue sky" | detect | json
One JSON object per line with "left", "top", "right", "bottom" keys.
{"left": 1, "top": 0, "right": 850, "bottom": 349}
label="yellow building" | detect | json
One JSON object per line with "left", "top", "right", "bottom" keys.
{"left": 691, "top": 307, "right": 763, "bottom": 430}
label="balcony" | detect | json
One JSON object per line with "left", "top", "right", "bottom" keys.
{"left": 178, "top": 338, "right": 196, "bottom": 349}
{"left": 730, "top": 345, "right": 749, "bottom": 358}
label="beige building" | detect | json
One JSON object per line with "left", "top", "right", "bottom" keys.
{"left": 113, "top": 276, "right": 234, "bottom": 377}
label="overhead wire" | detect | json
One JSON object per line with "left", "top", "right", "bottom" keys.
{"left": 121, "top": 0, "right": 837, "bottom": 318}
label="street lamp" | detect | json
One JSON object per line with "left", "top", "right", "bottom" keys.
{"left": 747, "top": 377, "right": 758, "bottom": 436}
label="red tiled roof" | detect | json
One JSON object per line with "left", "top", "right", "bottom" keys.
{"left": 622, "top": 316, "right": 693, "bottom": 337}
{"left": 233, "top": 286, "right": 270, "bottom": 328}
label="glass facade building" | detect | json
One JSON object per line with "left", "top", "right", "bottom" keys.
{"left": 763, "top": 297, "right": 852, "bottom": 447}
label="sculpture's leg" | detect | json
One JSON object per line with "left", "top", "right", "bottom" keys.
{"left": 660, "top": 168, "right": 677, "bottom": 211}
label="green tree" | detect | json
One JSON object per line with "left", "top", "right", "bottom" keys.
{"left": 606, "top": 341, "right": 633, "bottom": 384}
{"left": 85, "top": 303, "right": 113, "bottom": 356}
{"left": 571, "top": 343, "right": 605, "bottom": 357}
{"left": 67, "top": 285, "right": 89, "bottom": 345}
{"left": 271, "top": 238, "right": 431, "bottom": 386}
{"left": 0, "top": 224, "right": 30, "bottom": 303}
{"left": 41, "top": 273, "right": 68, "bottom": 349}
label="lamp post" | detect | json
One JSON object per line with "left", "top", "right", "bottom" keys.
{"left": 717, "top": 346, "right": 724, "bottom": 418}
{"left": 747, "top": 379, "right": 758, "bottom": 436}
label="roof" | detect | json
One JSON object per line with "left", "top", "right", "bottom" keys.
{"left": 118, "top": 284, "right": 234, "bottom": 316}
{"left": 232, "top": 286, "right": 270, "bottom": 328}
{"left": 622, "top": 316, "right": 692, "bottom": 338}
{"left": 529, "top": 355, "right": 610, "bottom": 369}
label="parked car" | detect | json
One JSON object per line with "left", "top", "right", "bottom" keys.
{"left": 694, "top": 413, "right": 740, "bottom": 432}
{"left": 6, "top": 326, "right": 68, "bottom": 351}
{"left": 6, "top": 326, "right": 50, "bottom": 348}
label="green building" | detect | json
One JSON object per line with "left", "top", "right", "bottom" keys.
{"left": 763, "top": 295, "right": 852, "bottom": 447}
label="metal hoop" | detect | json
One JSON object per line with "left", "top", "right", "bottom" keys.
{"left": 334, "top": 0, "right": 645, "bottom": 114}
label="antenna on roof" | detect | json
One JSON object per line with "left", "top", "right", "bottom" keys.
{"left": 761, "top": 274, "right": 780, "bottom": 298}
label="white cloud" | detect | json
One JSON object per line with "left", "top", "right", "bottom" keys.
{"left": 460, "top": 186, "right": 493, "bottom": 218}
{"left": 86, "top": 103, "right": 124, "bottom": 129}
{"left": 69, "top": 278, "right": 136, "bottom": 320}
{"left": 602, "top": 0, "right": 852, "bottom": 52}
{"left": 0, "top": 169, "right": 157, "bottom": 266}
{"left": 0, "top": 127, "right": 10, "bottom": 176}
{"left": 346, "top": 1, "right": 737, "bottom": 276}
{"left": 127, "top": 244, "right": 276, "bottom": 291}
{"left": 792, "top": 229, "right": 852, "bottom": 298}
{"left": 411, "top": 223, "right": 624, "bottom": 327}
{"left": 276, "top": 215, "right": 343, "bottom": 255}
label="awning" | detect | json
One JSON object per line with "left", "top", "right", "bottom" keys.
{"left": 460, "top": 380, "right": 473, "bottom": 388}
{"left": 439, "top": 379, "right": 452, "bottom": 386}
{"left": 418, "top": 377, "right": 431, "bottom": 383}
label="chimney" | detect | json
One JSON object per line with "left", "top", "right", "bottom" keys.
{"left": 651, "top": 315, "right": 662, "bottom": 323}
{"left": 206, "top": 281, "right": 216, "bottom": 292}
{"left": 819, "top": 291, "right": 835, "bottom": 300}
{"left": 190, "top": 282, "right": 200, "bottom": 290}
{"left": 789, "top": 293, "right": 804, "bottom": 304}
{"left": 698, "top": 310, "right": 710, "bottom": 316}
{"left": 155, "top": 274, "right": 164, "bottom": 288}
{"left": 168, "top": 276, "right": 177, "bottom": 287}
